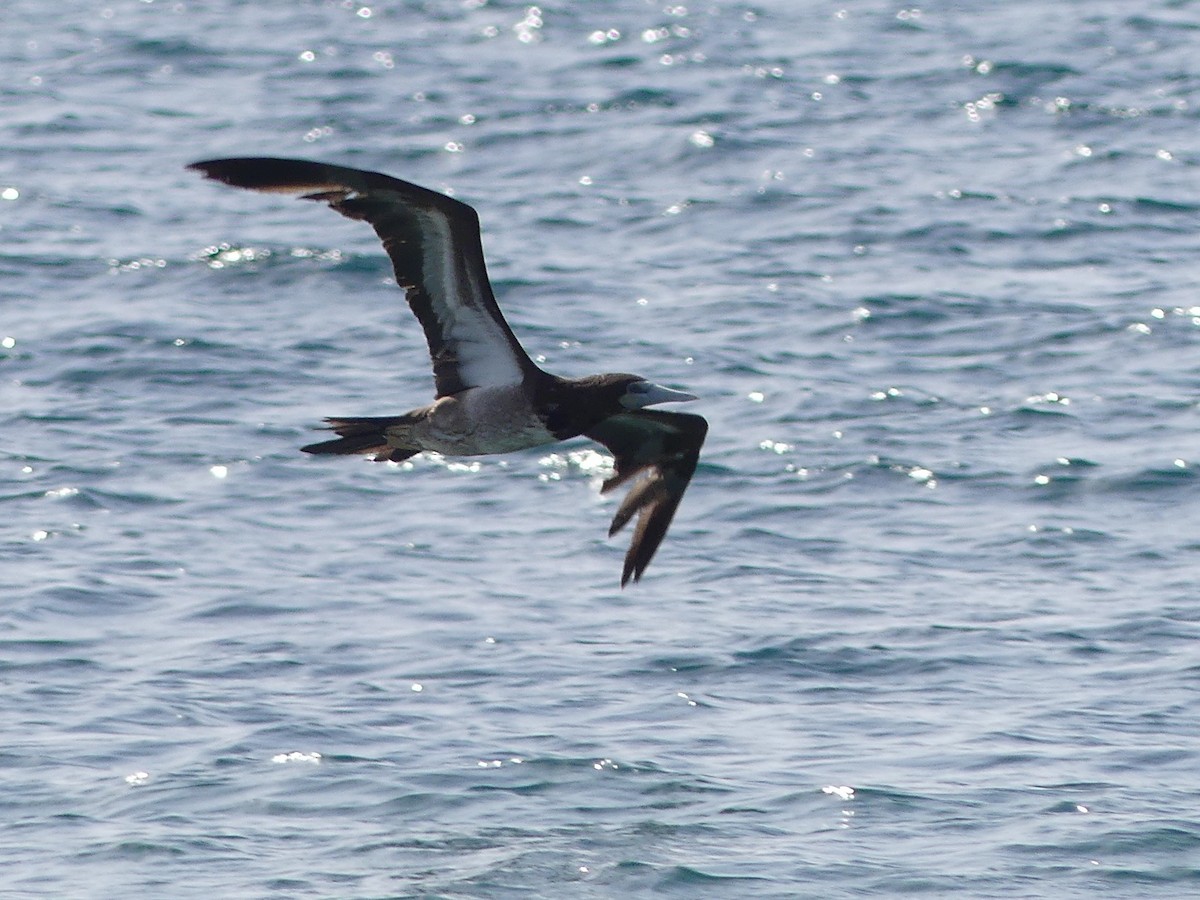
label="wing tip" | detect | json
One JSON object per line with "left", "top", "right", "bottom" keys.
{"left": 186, "top": 157, "right": 350, "bottom": 195}
{"left": 187, "top": 157, "right": 248, "bottom": 180}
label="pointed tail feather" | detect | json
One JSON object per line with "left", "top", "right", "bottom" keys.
{"left": 301, "top": 417, "right": 416, "bottom": 463}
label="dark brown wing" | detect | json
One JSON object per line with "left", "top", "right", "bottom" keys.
{"left": 585, "top": 410, "right": 707, "bottom": 586}
{"left": 188, "top": 157, "right": 539, "bottom": 397}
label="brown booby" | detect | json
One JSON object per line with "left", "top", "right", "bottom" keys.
{"left": 189, "top": 157, "right": 707, "bottom": 586}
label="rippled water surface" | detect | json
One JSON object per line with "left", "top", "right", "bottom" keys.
{"left": 4, "top": 1, "right": 1200, "bottom": 896}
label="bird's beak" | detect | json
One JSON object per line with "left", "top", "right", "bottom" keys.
{"left": 625, "top": 382, "right": 698, "bottom": 409}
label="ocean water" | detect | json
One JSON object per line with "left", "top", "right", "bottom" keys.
{"left": 4, "top": 0, "right": 1200, "bottom": 896}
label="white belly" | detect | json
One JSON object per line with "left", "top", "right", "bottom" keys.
{"left": 416, "top": 386, "right": 558, "bottom": 456}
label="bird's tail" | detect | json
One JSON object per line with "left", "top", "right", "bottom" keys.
{"left": 301, "top": 417, "right": 418, "bottom": 463}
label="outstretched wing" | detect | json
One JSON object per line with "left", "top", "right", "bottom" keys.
{"left": 585, "top": 410, "right": 708, "bottom": 586}
{"left": 188, "top": 157, "right": 539, "bottom": 397}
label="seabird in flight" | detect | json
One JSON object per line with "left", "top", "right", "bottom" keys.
{"left": 189, "top": 157, "right": 707, "bottom": 586}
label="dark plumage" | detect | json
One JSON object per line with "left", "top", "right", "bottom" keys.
{"left": 189, "top": 157, "right": 707, "bottom": 585}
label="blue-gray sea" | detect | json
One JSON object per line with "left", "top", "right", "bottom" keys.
{"left": 4, "top": 1, "right": 1200, "bottom": 897}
